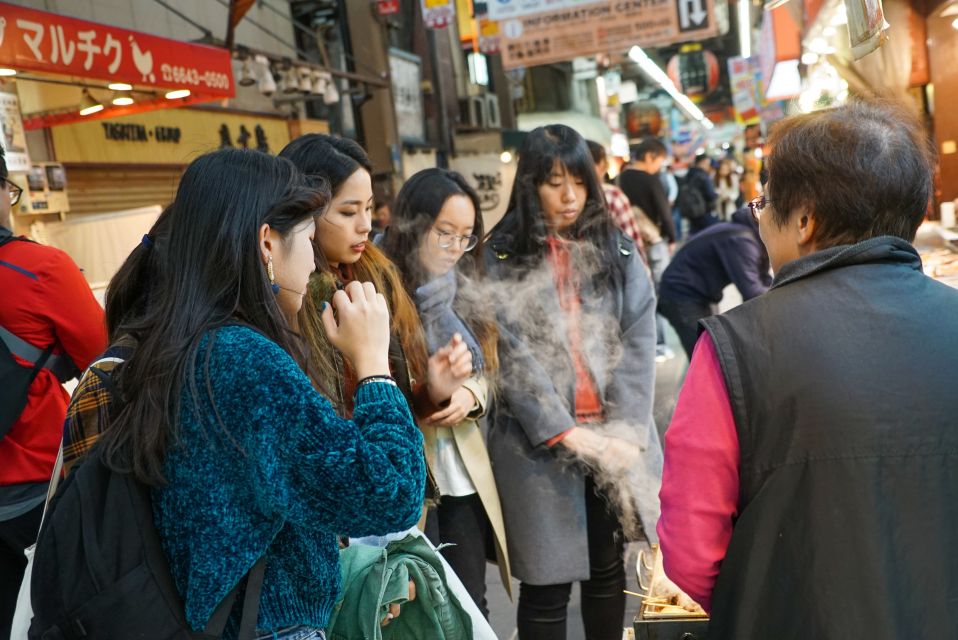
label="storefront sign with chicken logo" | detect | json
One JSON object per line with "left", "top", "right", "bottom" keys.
{"left": 0, "top": 2, "right": 234, "bottom": 128}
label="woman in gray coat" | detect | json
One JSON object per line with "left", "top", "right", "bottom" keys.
{"left": 484, "top": 125, "right": 661, "bottom": 640}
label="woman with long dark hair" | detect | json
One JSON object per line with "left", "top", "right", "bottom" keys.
{"left": 485, "top": 125, "right": 661, "bottom": 640}
{"left": 278, "top": 135, "right": 473, "bottom": 514}
{"left": 378, "top": 168, "right": 511, "bottom": 614}
{"left": 96, "top": 148, "right": 426, "bottom": 639}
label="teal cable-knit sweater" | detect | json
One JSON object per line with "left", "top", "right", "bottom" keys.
{"left": 152, "top": 325, "right": 426, "bottom": 636}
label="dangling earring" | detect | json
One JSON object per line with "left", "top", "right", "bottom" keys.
{"left": 267, "top": 255, "right": 280, "bottom": 294}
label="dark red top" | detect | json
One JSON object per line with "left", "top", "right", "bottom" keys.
{"left": 546, "top": 237, "right": 604, "bottom": 426}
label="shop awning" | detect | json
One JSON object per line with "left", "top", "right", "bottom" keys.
{"left": 0, "top": 1, "right": 234, "bottom": 129}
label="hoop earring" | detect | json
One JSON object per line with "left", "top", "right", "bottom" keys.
{"left": 267, "top": 255, "right": 280, "bottom": 294}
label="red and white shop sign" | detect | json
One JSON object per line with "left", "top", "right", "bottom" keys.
{"left": 421, "top": 0, "right": 456, "bottom": 28}
{"left": 376, "top": 0, "right": 401, "bottom": 16}
{"left": 0, "top": 2, "right": 234, "bottom": 97}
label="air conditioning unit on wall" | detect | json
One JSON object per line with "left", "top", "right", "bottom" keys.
{"left": 458, "top": 94, "right": 501, "bottom": 130}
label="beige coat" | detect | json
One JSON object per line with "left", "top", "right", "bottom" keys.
{"left": 420, "top": 375, "right": 513, "bottom": 599}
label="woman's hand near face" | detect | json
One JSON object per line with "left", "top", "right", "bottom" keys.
{"left": 424, "top": 386, "right": 477, "bottom": 426}
{"left": 321, "top": 280, "right": 391, "bottom": 379}
{"left": 426, "top": 334, "right": 473, "bottom": 405}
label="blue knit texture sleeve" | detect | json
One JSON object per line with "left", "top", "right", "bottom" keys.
{"left": 155, "top": 326, "right": 427, "bottom": 632}
{"left": 204, "top": 326, "right": 427, "bottom": 535}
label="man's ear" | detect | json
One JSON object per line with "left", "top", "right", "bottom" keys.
{"left": 796, "top": 210, "right": 817, "bottom": 248}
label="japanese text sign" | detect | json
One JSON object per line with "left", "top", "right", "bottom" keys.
{"left": 499, "top": 0, "right": 718, "bottom": 69}
{"left": 421, "top": 0, "right": 456, "bottom": 28}
{"left": 0, "top": 2, "right": 233, "bottom": 97}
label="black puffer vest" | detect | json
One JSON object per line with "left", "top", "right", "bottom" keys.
{"left": 700, "top": 236, "right": 958, "bottom": 639}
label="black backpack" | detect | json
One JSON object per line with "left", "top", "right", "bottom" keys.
{"left": 0, "top": 228, "right": 78, "bottom": 439}
{"left": 28, "top": 368, "right": 266, "bottom": 640}
{"left": 675, "top": 179, "right": 707, "bottom": 221}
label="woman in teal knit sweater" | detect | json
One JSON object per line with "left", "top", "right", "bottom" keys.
{"left": 96, "top": 149, "right": 428, "bottom": 639}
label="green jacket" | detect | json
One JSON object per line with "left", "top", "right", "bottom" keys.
{"left": 327, "top": 534, "right": 473, "bottom": 640}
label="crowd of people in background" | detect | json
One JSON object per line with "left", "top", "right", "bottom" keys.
{"left": 1, "top": 97, "right": 956, "bottom": 640}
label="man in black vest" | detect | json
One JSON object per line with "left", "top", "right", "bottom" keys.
{"left": 658, "top": 99, "right": 958, "bottom": 638}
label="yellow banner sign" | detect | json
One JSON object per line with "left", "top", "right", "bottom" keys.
{"left": 499, "top": 0, "right": 719, "bottom": 69}
{"left": 51, "top": 108, "right": 295, "bottom": 165}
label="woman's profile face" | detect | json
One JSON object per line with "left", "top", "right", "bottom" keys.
{"left": 271, "top": 217, "right": 317, "bottom": 320}
{"left": 316, "top": 168, "right": 373, "bottom": 267}
{"left": 537, "top": 160, "right": 587, "bottom": 233}
{"left": 418, "top": 194, "right": 476, "bottom": 279}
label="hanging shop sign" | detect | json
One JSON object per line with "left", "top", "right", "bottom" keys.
{"left": 487, "top": 0, "right": 604, "bottom": 21}
{"left": 421, "top": 0, "right": 457, "bottom": 28}
{"left": 388, "top": 50, "right": 426, "bottom": 144}
{"left": 0, "top": 92, "right": 30, "bottom": 172}
{"left": 727, "top": 56, "right": 760, "bottom": 122}
{"left": 50, "top": 109, "right": 290, "bottom": 165}
{"left": 478, "top": 18, "right": 502, "bottom": 54}
{"left": 0, "top": 2, "right": 234, "bottom": 127}
{"left": 499, "top": 0, "right": 719, "bottom": 70}
{"left": 376, "top": 0, "right": 401, "bottom": 16}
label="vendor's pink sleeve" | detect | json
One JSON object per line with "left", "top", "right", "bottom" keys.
{"left": 657, "top": 332, "right": 740, "bottom": 614}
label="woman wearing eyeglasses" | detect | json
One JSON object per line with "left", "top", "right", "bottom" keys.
{"left": 378, "top": 167, "right": 512, "bottom": 615}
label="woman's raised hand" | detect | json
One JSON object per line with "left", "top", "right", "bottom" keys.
{"left": 321, "top": 281, "right": 391, "bottom": 379}
{"left": 426, "top": 334, "right": 473, "bottom": 406}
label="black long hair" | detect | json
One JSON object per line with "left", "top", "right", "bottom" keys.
{"left": 492, "top": 124, "right": 616, "bottom": 271}
{"left": 100, "top": 148, "right": 327, "bottom": 485}
{"left": 379, "top": 168, "right": 498, "bottom": 373}
{"left": 104, "top": 207, "right": 173, "bottom": 342}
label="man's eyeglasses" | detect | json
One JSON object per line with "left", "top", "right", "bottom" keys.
{"left": 748, "top": 195, "right": 772, "bottom": 222}
{"left": 433, "top": 228, "right": 478, "bottom": 252}
{"left": 5, "top": 179, "right": 22, "bottom": 207}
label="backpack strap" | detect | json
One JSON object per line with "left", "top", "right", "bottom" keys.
{"left": 0, "top": 325, "right": 79, "bottom": 383}
{"left": 93, "top": 363, "right": 267, "bottom": 640}
{"left": 200, "top": 557, "right": 266, "bottom": 639}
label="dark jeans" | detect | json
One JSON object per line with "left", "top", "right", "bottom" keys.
{"left": 0, "top": 502, "right": 43, "bottom": 640}
{"left": 658, "top": 296, "right": 715, "bottom": 360}
{"left": 516, "top": 478, "right": 625, "bottom": 640}
{"left": 424, "top": 493, "right": 489, "bottom": 617}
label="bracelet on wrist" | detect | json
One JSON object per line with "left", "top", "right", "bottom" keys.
{"left": 357, "top": 374, "right": 398, "bottom": 388}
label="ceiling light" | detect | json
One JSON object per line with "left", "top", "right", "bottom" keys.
{"left": 108, "top": 82, "right": 132, "bottom": 91}
{"left": 500, "top": 151, "right": 513, "bottom": 163}
{"left": 802, "top": 52, "right": 820, "bottom": 65}
{"left": 255, "top": 55, "right": 276, "bottom": 96}
{"left": 953, "top": 17, "right": 958, "bottom": 29}
{"left": 313, "top": 70, "right": 328, "bottom": 96}
{"left": 738, "top": 0, "right": 752, "bottom": 59}
{"left": 0, "top": 68, "right": 17, "bottom": 77}
{"left": 323, "top": 73, "right": 339, "bottom": 105}
{"left": 238, "top": 57, "right": 256, "bottom": 87}
{"left": 281, "top": 66, "right": 300, "bottom": 94}
{"left": 941, "top": 2, "right": 958, "bottom": 17}
{"left": 165, "top": 89, "right": 191, "bottom": 99}
{"left": 298, "top": 67, "right": 315, "bottom": 94}
{"left": 627, "top": 46, "right": 713, "bottom": 130}
{"left": 111, "top": 91, "right": 134, "bottom": 106}
{"left": 79, "top": 90, "right": 104, "bottom": 116}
